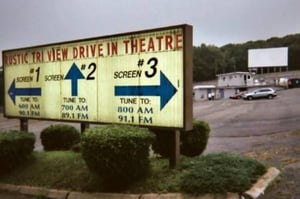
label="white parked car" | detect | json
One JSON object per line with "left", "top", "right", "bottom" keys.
{"left": 243, "top": 88, "right": 277, "bottom": 100}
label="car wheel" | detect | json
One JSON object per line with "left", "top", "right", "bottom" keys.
{"left": 268, "top": 95, "right": 273, "bottom": 99}
{"left": 247, "top": 96, "right": 253, "bottom": 100}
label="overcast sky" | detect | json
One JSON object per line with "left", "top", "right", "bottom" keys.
{"left": 1, "top": 0, "right": 300, "bottom": 65}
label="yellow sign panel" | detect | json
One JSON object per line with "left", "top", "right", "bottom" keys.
{"left": 3, "top": 25, "right": 193, "bottom": 130}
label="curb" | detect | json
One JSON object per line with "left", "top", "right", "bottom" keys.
{"left": 243, "top": 167, "right": 280, "bottom": 199}
{"left": 0, "top": 167, "right": 280, "bottom": 199}
{"left": 67, "top": 192, "right": 240, "bottom": 199}
{"left": 0, "top": 184, "right": 68, "bottom": 199}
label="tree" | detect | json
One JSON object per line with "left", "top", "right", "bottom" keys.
{"left": 193, "top": 44, "right": 225, "bottom": 81}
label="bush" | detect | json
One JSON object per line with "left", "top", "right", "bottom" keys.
{"left": 181, "top": 120, "right": 210, "bottom": 157}
{"left": 81, "top": 124, "right": 155, "bottom": 190}
{"left": 180, "top": 152, "right": 267, "bottom": 194}
{"left": 40, "top": 124, "right": 80, "bottom": 151}
{"left": 151, "top": 120, "right": 210, "bottom": 158}
{"left": 0, "top": 130, "right": 35, "bottom": 174}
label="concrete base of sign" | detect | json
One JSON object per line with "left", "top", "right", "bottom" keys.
{"left": 0, "top": 167, "right": 280, "bottom": 199}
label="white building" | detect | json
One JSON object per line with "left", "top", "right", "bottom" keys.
{"left": 193, "top": 72, "right": 276, "bottom": 100}
{"left": 217, "top": 72, "right": 254, "bottom": 87}
{"left": 193, "top": 85, "right": 216, "bottom": 101}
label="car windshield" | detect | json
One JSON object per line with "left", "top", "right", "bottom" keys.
{"left": 256, "top": 89, "right": 271, "bottom": 92}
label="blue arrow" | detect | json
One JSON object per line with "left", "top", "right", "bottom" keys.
{"left": 8, "top": 79, "right": 42, "bottom": 105}
{"left": 115, "top": 71, "right": 177, "bottom": 110}
{"left": 64, "top": 63, "right": 85, "bottom": 96}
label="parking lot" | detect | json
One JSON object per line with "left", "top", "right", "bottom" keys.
{"left": 194, "top": 88, "right": 300, "bottom": 152}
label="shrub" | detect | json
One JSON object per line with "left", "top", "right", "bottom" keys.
{"left": 180, "top": 120, "right": 210, "bottom": 157}
{"left": 40, "top": 124, "right": 80, "bottom": 151}
{"left": 0, "top": 130, "right": 35, "bottom": 174}
{"left": 81, "top": 124, "right": 155, "bottom": 190}
{"left": 180, "top": 152, "right": 267, "bottom": 194}
{"left": 151, "top": 120, "right": 210, "bottom": 158}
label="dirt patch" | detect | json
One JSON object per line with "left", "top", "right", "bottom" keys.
{"left": 243, "top": 131, "right": 300, "bottom": 199}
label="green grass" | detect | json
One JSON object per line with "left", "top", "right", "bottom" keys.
{"left": 0, "top": 151, "right": 267, "bottom": 194}
{"left": 0, "top": 151, "right": 90, "bottom": 191}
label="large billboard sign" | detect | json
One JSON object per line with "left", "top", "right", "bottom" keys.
{"left": 248, "top": 47, "right": 288, "bottom": 68}
{"left": 3, "top": 25, "right": 193, "bottom": 130}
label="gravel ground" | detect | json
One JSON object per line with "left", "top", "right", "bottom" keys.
{"left": 244, "top": 131, "right": 300, "bottom": 199}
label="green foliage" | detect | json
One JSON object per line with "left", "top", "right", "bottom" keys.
{"left": 193, "top": 44, "right": 225, "bottom": 81}
{"left": 181, "top": 120, "right": 210, "bottom": 157}
{"left": 127, "top": 157, "right": 181, "bottom": 193}
{"left": 0, "top": 130, "right": 35, "bottom": 174}
{"left": 81, "top": 124, "right": 155, "bottom": 190}
{"left": 151, "top": 120, "right": 210, "bottom": 158}
{"left": 40, "top": 124, "right": 80, "bottom": 151}
{"left": 180, "top": 152, "right": 267, "bottom": 194}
